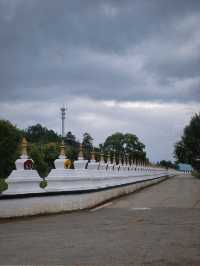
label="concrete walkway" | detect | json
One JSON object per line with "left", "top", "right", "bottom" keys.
{"left": 0, "top": 174, "right": 200, "bottom": 265}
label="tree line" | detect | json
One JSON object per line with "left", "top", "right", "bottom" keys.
{"left": 174, "top": 112, "right": 200, "bottom": 172}
{"left": 0, "top": 120, "right": 148, "bottom": 179}
{"left": 2, "top": 112, "right": 198, "bottom": 180}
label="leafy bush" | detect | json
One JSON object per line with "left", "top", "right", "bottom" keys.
{"left": 0, "top": 178, "right": 8, "bottom": 193}
{"left": 29, "top": 143, "right": 60, "bottom": 178}
{"left": 0, "top": 120, "right": 22, "bottom": 179}
{"left": 29, "top": 144, "right": 49, "bottom": 178}
{"left": 40, "top": 179, "right": 48, "bottom": 189}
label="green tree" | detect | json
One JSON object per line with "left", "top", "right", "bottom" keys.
{"left": 82, "top": 132, "right": 93, "bottom": 160}
{"left": 0, "top": 120, "right": 22, "bottom": 179}
{"left": 174, "top": 112, "right": 200, "bottom": 171}
{"left": 64, "top": 131, "right": 77, "bottom": 146}
{"left": 28, "top": 143, "right": 61, "bottom": 177}
{"left": 29, "top": 144, "right": 49, "bottom": 178}
{"left": 43, "top": 143, "right": 60, "bottom": 169}
{"left": 64, "top": 131, "right": 79, "bottom": 161}
{"left": 25, "top": 124, "right": 60, "bottom": 143}
{"left": 103, "top": 132, "right": 146, "bottom": 162}
{"left": 158, "top": 160, "right": 175, "bottom": 169}
{"left": 103, "top": 132, "right": 124, "bottom": 152}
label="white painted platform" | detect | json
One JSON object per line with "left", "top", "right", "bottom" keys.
{"left": 0, "top": 174, "right": 170, "bottom": 218}
{"left": 3, "top": 170, "right": 44, "bottom": 195}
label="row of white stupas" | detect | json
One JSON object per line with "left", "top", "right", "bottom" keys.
{"left": 3, "top": 138, "right": 169, "bottom": 195}
{"left": 55, "top": 140, "right": 161, "bottom": 172}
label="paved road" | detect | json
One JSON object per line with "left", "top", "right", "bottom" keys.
{"left": 0, "top": 174, "right": 200, "bottom": 265}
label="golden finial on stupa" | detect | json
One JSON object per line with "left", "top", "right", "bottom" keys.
{"left": 118, "top": 153, "right": 122, "bottom": 165}
{"left": 21, "top": 137, "right": 28, "bottom": 157}
{"left": 91, "top": 148, "right": 95, "bottom": 161}
{"left": 100, "top": 151, "right": 104, "bottom": 162}
{"left": 107, "top": 152, "right": 111, "bottom": 163}
{"left": 123, "top": 154, "right": 126, "bottom": 165}
{"left": 60, "top": 140, "right": 65, "bottom": 157}
{"left": 78, "top": 143, "right": 84, "bottom": 159}
{"left": 112, "top": 151, "right": 116, "bottom": 164}
{"left": 126, "top": 153, "right": 129, "bottom": 165}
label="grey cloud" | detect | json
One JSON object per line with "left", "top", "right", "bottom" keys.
{"left": 0, "top": 0, "right": 200, "bottom": 104}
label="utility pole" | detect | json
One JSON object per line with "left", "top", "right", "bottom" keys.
{"left": 60, "top": 106, "right": 66, "bottom": 138}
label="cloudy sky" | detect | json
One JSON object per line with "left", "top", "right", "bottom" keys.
{"left": 0, "top": 0, "right": 199, "bottom": 162}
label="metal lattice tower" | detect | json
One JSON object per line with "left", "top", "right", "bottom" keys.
{"left": 60, "top": 106, "right": 66, "bottom": 138}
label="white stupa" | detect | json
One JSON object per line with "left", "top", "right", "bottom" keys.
{"left": 87, "top": 149, "right": 99, "bottom": 170}
{"left": 117, "top": 154, "right": 123, "bottom": 171}
{"left": 119, "top": 154, "right": 126, "bottom": 171}
{"left": 123, "top": 154, "right": 129, "bottom": 171}
{"left": 112, "top": 152, "right": 117, "bottom": 170}
{"left": 54, "top": 140, "right": 67, "bottom": 169}
{"left": 98, "top": 152, "right": 107, "bottom": 170}
{"left": 129, "top": 159, "right": 135, "bottom": 171}
{"left": 45, "top": 141, "right": 77, "bottom": 191}
{"left": 3, "top": 138, "right": 44, "bottom": 195}
{"left": 106, "top": 152, "right": 114, "bottom": 171}
{"left": 74, "top": 144, "right": 88, "bottom": 170}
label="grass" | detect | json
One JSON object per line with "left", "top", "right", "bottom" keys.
{"left": 192, "top": 171, "right": 200, "bottom": 179}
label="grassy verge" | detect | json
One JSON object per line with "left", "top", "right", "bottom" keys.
{"left": 192, "top": 171, "right": 200, "bottom": 179}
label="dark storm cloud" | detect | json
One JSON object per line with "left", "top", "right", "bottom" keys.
{"left": 0, "top": 0, "right": 200, "bottom": 103}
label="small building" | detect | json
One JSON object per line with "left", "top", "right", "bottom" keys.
{"left": 178, "top": 163, "right": 193, "bottom": 173}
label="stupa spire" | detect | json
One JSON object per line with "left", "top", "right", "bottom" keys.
{"left": 100, "top": 151, "right": 104, "bottom": 163}
{"left": 20, "top": 137, "right": 28, "bottom": 159}
{"left": 107, "top": 152, "right": 111, "bottom": 164}
{"left": 59, "top": 140, "right": 65, "bottom": 158}
{"left": 78, "top": 143, "right": 84, "bottom": 160}
{"left": 91, "top": 148, "right": 96, "bottom": 161}
{"left": 112, "top": 152, "right": 116, "bottom": 164}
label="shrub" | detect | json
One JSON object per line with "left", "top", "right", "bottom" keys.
{"left": 0, "top": 120, "right": 22, "bottom": 179}
{"left": 29, "top": 144, "right": 49, "bottom": 178}
{"left": 40, "top": 179, "right": 48, "bottom": 189}
{"left": 0, "top": 178, "right": 8, "bottom": 193}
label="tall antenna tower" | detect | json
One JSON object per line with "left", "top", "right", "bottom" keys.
{"left": 60, "top": 106, "right": 66, "bottom": 138}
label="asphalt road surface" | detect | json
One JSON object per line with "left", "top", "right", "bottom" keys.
{"left": 0, "top": 174, "right": 200, "bottom": 266}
